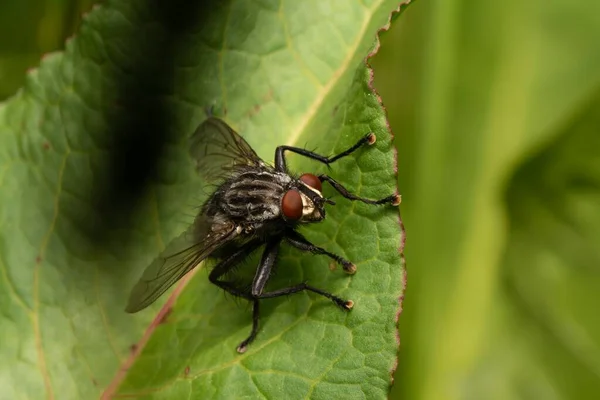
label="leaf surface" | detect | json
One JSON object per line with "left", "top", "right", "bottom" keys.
{"left": 0, "top": 1, "right": 410, "bottom": 398}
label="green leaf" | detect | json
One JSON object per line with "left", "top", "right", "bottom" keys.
{"left": 373, "top": 0, "right": 600, "bottom": 398}
{"left": 0, "top": 1, "right": 410, "bottom": 398}
{"left": 498, "top": 91, "right": 600, "bottom": 398}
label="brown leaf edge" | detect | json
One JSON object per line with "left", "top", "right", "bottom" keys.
{"left": 364, "top": 0, "right": 413, "bottom": 388}
{"left": 101, "top": 1, "right": 415, "bottom": 397}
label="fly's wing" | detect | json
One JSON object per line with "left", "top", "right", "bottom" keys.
{"left": 189, "top": 117, "right": 265, "bottom": 182}
{"left": 125, "top": 216, "right": 238, "bottom": 313}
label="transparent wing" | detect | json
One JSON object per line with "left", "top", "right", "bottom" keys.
{"left": 189, "top": 117, "right": 264, "bottom": 182}
{"left": 125, "top": 216, "right": 238, "bottom": 313}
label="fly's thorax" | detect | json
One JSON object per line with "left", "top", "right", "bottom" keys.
{"left": 220, "top": 169, "right": 291, "bottom": 222}
{"left": 213, "top": 168, "right": 327, "bottom": 225}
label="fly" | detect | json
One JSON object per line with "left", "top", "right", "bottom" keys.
{"left": 126, "top": 117, "right": 400, "bottom": 353}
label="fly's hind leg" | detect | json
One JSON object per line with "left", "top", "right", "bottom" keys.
{"left": 208, "top": 239, "right": 262, "bottom": 300}
{"left": 259, "top": 283, "right": 354, "bottom": 311}
{"left": 236, "top": 237, "right": 282, "bottom": 353}
{"left": 239, "top": 237, "right": 353, "bottom": 353}
{"left": 209, "top": 239, "right": 267, "bottom": 353}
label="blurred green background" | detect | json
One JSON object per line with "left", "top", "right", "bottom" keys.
{"left": 2, "top": 0, "right": 598, "bottom": 399}
{"left": 375, "top": 1, "right": 600, "bottom": 399}
{"left": 0, "top": 0, "right": 94, "bottom": 99}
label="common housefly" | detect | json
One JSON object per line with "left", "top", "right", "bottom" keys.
{"left": 126, "top": 117, "right": 399, "bottom": 353}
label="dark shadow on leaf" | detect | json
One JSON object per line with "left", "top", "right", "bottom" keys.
{"left": 91, "top": 0, "right": 227, "bottom": 256}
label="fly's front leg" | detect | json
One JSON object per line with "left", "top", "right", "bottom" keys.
{"left": 319, "top": 175, "right": 401, "bottom": 206}
{"left": 284, "top": 230, "right": 356, "bottom": 274}
{"left": 237, "top": 237, "right": 281, "bottom": 353}
{"left": 274, "top": 132, "right": 376, "bottom": 172}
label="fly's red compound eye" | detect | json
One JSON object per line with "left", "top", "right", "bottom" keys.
{"left": 299, "top": 173, "right": 322, "bottom": 192}
{"left": 282, "top": 190, "right": 303, "bottom": 220}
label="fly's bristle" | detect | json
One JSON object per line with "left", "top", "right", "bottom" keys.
{"left": 367, "top": 133, "right": 376, "bottom": 145}
{"left": 392, "top": 194, "right": 401, "bottom": 206}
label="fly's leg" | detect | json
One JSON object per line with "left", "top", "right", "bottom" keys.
{"left": 208, "top": 239, "right": 263, "bottom": 300}
{"left": 240, "top": 238, "right": 353, "bottom": 353}
{"left": 318, "top": 175, "right": 401, "bottom": 206}
{"left": 236, "top": 238, "right": 281, "bottom": 353}
{"left": 284, "top": 230, "right": 356, "bottom": 274}
{"left": 241, "top": 300, "right": 260, "bottom": 353}
{"left": 258, "top": 283, "right": 353, "bottom": 311}
{"left": 274, "top": 132, "right": 376, "bottom": 172}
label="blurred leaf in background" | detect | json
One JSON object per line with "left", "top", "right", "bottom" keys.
{"left": 373, "top": 0, "right": 600, "bottom": 399}
{"left": 0, "top": 0, "right": 95, "bottom": 99}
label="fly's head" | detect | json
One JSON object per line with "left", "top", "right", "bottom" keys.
{"left": 281, "top": 173, "right": 334, "bottom": 224}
